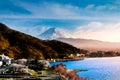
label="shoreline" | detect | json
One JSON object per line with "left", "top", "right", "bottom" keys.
{"left": 53, "top": 63, "right": 90, "bottom": 80}
{"left": 49, "top": 56, "right": 120, "bottom": 62}
{"left": 49, "top": 58, "right": 84, "bottom": 62}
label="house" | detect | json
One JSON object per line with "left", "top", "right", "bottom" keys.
{"left": 0, "top": 61, "right": 2, "bottom": 66}
{"left": 38, "top": 60, "right": 51, "bottom": 68}
{"left": 0, "top": 54, "right": 11, "bottom": 66}
{"left": 17, "top": 58, "right": 27, "bottom": 65}
{"left": 9, "top": 63, "right": 26, "bottom": 73}
{"left": 76, "top": 53, "right": 85, "bottom": 57}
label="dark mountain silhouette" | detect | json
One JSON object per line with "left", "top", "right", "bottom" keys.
{"left": 0, "top": 23, "right": 82, "bottom": 59}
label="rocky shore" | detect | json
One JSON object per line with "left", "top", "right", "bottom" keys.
{"left": 53, "top": 63, "right": 91, "bottom": 80}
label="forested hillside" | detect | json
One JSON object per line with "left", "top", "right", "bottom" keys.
{"left": 0, "top": 23, "right": 82, "bottom": 59}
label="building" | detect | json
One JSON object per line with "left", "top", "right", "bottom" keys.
{"left": 0, "top": 54, "right": 11, "bottom": 66}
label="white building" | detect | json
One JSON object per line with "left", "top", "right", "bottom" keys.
{"left": 0, "top": 54, "right": 11, "bottom": 66}
{"left": 10, "top": 63, "right": 27, "bottom": 72}
{"left": 38, "top": 60, "right": 51, "bottom": 68}
{"left": 17, "top": 58, "right": 27, "bottom": 65}
{"left": 0, "top": 61, "right": 2, "bottom": 66}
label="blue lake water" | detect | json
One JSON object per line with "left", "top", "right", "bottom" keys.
{"left": 51, "top": 57, "right": 120, "bottom": 80}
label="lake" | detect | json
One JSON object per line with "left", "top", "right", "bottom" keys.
{"left": 51, "top": 57, "right": 120, "bottom": 80}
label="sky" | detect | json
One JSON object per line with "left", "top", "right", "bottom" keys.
{"left": 1, "top": 0, "right": 120, "bottom": 42}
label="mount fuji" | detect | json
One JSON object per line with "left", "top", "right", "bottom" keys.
{"left": 38, "top": 28, "right": 73, "bottom": 39}
{"left": 38, "top": 28, "right": 120, "bottom": 51}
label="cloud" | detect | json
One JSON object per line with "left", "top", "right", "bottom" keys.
{"left": 0, "top": 0, "right": 31, "bottom": 17}
{"left": 11, "top": 2, "right": 84, "bottom": 19}
{"left": 0, "top": 18, "right": 52, "bottom": 37}
{"left": 15, "top": 26, "right": 50, "bottom": 37}
{"left": 73, "top": 22, "right": 120, "bottom": 42}
{"left": 95, "top": 5, "right": 118, "bottom": 11}
{"left": 85, "top": 4, "right": 95, "bottom": 10}
{"left": 114, "top": 0, "right": 120, "bottom": 5}
{"left": 1, "top": 0, "right": 119, "bottom": 21}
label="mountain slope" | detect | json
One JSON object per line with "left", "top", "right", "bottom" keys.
{"left": 0, "top": 23, "right": 81, "bottom": 59}
{"left": 43, "top": 40, "right": 82, "bottom": 58}
{"left": 38, "top": 27, "right": 120, "bottom": 51}
{"left": 57, "top": 38, "right": 120, "bottom": 51}
{"left": 39, "top": 28, "right": 72, "bottom": 39}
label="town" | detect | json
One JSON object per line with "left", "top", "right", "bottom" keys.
{"left": 0, "top": 53, "right": 62, "bottom": 79}
{"left": 0, "top": 48, "right": 120, "bottom": 80}
{"left": 0, "top": 53, "right": 86, "bottom": 80}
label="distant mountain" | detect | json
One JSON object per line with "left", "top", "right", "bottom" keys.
{"left": 39, "top": 28, "right": 72, "bottom": 39}
{"left": 38, "top": 28, "right": 120, "bottom": 51}
{"left": 57, "top": 38, "right": 120, "bottom": 51}
{"left": 0, "top": 23, "right": 82, "bottom": 59}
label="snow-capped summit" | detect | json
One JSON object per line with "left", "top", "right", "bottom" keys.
{"left": 38, "top": 28, "right": 72, "bottom": 39}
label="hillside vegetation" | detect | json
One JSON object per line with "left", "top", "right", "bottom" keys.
{"left": 0, "top": 23, "right": 82, "bottom": 59}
